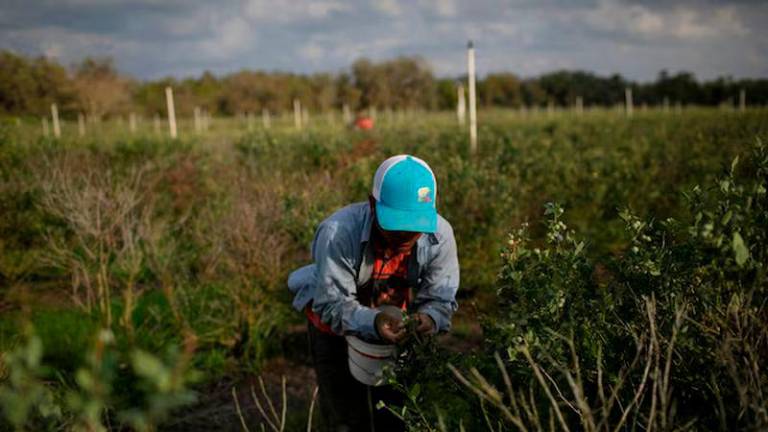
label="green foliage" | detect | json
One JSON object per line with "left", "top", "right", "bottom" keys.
{"left": 410, "top": 139, "right": 768, "bottom": 430}
{"left": 1, "top": 110, "right": 766, "bottom": 429}
{"left": 0, "top": 331, "right": 61, "bottom": 430}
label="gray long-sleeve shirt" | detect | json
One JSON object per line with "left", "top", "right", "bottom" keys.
{"left": 287, "top": 202, "right": 460, "bottom": 341}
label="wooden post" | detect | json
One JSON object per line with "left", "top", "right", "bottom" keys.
{"left": 739, "top": 89, "right": 746, "bottom": 112}
{"left": 625, "top": 87, "right": 634, "bottom": 117}
{"left": 467, "top": 40, "right": 478, "bottom": 154}
{"left": 343, "top": 104, "right": 352, "bottom": 124}
{"left": 194, "top": 107, "right": 202, "bottom": 133}
{"left": 51, "top": 103, "right": 61, "bottom": 138}
{"left": 262, "top": 108, "right": 271, "bottom": 129}
{"left": 165, "top": 86, "right": 177, "bottom": 139}
{"left": 42, "top": 117, "right": 50, "bottom": 137}
{"left": 129, "top": 112, "right": 137, "bottom": 133}
{"left": 78, "top": 113, "right": 86, "bottom": 137}
{"left": 293, "top": 99, "right": 302, "bottom": 129}
{"left": 457, "top": 83, "right": 466, "bottom": 126}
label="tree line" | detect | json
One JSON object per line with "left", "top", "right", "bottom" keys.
{"left": 1, "top": 50, "right": 766, "bottom": 119}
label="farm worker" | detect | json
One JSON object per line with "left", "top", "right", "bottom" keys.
{"left": 354, "top": 113, "right": 374, "bottom": 130}
{"left": 287, "top": 154, "right": 460, "bottom": 431}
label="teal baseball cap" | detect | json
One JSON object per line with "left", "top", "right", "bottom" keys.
{"left": 372, "top": 155, "right": 437, "bottom": 233}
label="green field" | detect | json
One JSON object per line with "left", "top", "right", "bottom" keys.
{"left": 1, "top": 108, "right": 767, "bottom": 430}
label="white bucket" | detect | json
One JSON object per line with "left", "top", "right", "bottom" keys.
{"left": 346, "top": 305, "right": 400, "bottom": 386}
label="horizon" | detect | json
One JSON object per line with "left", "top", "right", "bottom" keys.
{"left": 2, "top": 0, "right": 767, "bottom": 82}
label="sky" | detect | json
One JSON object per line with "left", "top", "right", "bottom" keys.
{"left": 1, "top": 0, "right": 767, "bottom": 81}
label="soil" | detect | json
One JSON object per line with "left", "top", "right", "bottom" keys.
{"left": 160, "top": 307, "right": 483, "bottom": 431}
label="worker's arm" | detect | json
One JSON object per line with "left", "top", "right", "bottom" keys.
{"left": 309, "top": 221, "right": 380, "bottom": 339}
{"left": 414, "top": 222, "right": 460, "bottom": 333}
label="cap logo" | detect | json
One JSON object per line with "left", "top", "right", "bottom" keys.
{"left": 417, "top": 187, "right": 432, "bottom": 203}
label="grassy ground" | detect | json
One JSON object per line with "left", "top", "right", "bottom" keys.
{"left": 1, "top": 107, "right": 766, "bottom": 430}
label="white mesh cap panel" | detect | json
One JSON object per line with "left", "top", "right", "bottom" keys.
{"left": 371, "top": 154, "right": 437, "bottom": 202}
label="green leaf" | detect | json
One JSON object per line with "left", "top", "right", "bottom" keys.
{"left": 131, "top": 350, "right": 165, "bottom": 380}
{"left": 732, "top": 232, "right": 749, "bottom": 266}
{"left": 409, "top": 383, "right": 421, "bottom": 400}
{"left": 721, "top": 210, "right": 732, "bottom": 225}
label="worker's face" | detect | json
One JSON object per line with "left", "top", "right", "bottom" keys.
{"left": 369, "top": 196, "right": 422, "bottom": 253}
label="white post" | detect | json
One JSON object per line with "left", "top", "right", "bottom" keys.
{"left": 739, "top": 89, "right": 746, "bottom": 112}
{"left": 262, "top": 108, "right": 271, "bottom": 129}
{"left": 293, "top": 99, "right": 302, "bottom": 129}
{"left": 457, "top": 83, "right": 466, "bottom": 126}
{"left": 78, "top": 113, "right": 86, "bottom": 137}
{"left": 165, "top": 86, "right": 177, "bottom": 139}
{"left": 194, "top": 107, "right": 201, "bottom": 133}
{"left": 42, "top": 117, "right": 50, "bottom": 137}
{"left": 343, "top": 104, "right": 352, "bottom": 124}
{"left": 467, "top": 40, "right": 478, "bottom": 154}
{"left": 129, "top": 112, "right": 137, "bottom": 133}
{"left": 51, "top": 104, "right": 61, "bottom": 138}
{"left": 625, "top": 88, "right": 634, "bottom": 117}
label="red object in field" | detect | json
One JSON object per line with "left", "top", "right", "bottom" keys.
{"left": 355, "top": 116, "right": 374, "bottom": 130}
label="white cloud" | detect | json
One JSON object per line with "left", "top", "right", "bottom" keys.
{"left": 583, "top": 0, "right": 749, "bottom": 42}
{"left": 298, "top": 40, "right": 325, "bottom": 62}
{"left": 433, "top": 0, "right": 457, "bottom": 18}
{"left": 372, "top": 0, "right": 402, "bottom": 17}
{"left": 198, "top": 16, "right": 254, "bottom": 58}
{"left": 243, "top": 0, "right": 351, "bottom": 22}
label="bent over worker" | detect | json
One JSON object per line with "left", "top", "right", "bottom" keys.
{"left": 287, "top": 154, "right": 460, "bottom": 431}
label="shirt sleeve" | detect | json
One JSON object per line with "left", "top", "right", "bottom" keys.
{"left": 309, "top": 221, "right": 379, "bottom": 339}
{"left": 414, "top": 224, "right": 460, "bottom": 333}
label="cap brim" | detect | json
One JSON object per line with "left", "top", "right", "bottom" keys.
{"left": 376, "top": 202, "right": 437, "bottom": 233}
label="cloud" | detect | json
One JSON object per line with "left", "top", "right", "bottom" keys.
{"left": 0, "top": 0, "right": 766, "bottom": 80}
{"left": 580, "top": 0, "right": 750, "bottom": 41}
{"left": 372, "top": 0, "right": 402, "bottom": 17}
{"left": 243, "top": 0, "right": 351, "bottom": 22}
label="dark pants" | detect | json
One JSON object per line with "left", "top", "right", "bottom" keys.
{"left": 307, "top": 322, "right": 404, "bottom": 432}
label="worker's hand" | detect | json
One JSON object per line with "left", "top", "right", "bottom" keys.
{"left": 413, "top": 313, "right": 436, "bottom": 336}
{"left": 375, "top": 312, "right": 405, "bottom": 343}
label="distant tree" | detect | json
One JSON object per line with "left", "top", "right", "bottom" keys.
{"left": 480, "top": 73, "right": 523, "bottom": 107}
{"left": 435, "top": 78, "right": 458, "bottom": 111}
{"left": 335, "top": 73, "right": 361, "bottom": 110}
{"left": 72, "top": 57, "right": 133, "bottom": 118}
{"left": 2, "top": 50, "right": 768, "bottom": 117}
{"left": 0, "top": 51, "right": 75, "bottom": 116}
